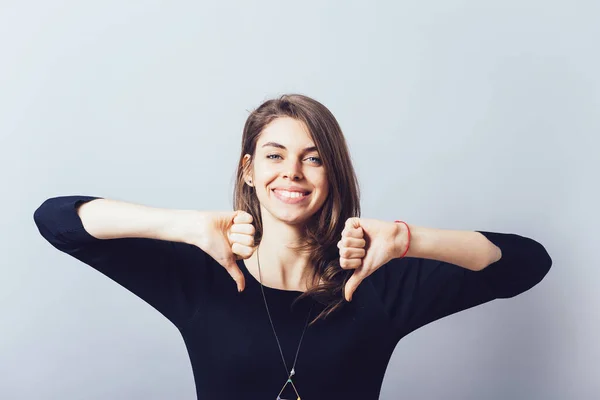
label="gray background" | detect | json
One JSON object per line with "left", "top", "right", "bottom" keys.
{"left": 1, "top": 0, "right": 597, "bottom": 399}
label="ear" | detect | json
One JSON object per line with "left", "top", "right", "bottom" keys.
{"left": 242, "top": 154, "right": 254, "bottom": 186}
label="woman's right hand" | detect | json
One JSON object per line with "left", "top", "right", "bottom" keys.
{"left": 184, "top": 210, "right": 256, "bottom": 292}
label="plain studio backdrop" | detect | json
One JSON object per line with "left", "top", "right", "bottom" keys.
{"left": 1, "top": 1, "right": 597, "bottom": 399}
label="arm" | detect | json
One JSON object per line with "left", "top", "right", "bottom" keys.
{"left": 394, "top": 224, "right": 503, "bottom": 271}
{"left": 372, "top": 224, "right": 552, "bottom": 339}
{"left": 33, "top": 195, "right": 213, "bottom": 328}
{"left": 75, "top": 197, "right": 194, "bottom": 242}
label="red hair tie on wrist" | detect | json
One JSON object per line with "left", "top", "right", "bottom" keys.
{"left": 394, "top": 220, "right": 411, "bottom": 259}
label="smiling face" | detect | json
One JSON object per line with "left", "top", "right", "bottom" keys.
{"left": 244, "top": 117, "right": 329, "bottom": 226}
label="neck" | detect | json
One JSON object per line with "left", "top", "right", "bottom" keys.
{"left": 248, "top": 214, "right": 316, "bottom": 292}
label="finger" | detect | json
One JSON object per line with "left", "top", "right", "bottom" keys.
{"left": 345, "top": 217, "right": 361, "bottom": 230}
{"left": 233, "top": 211, "right": 253, "bottom": 224}
{"left": 220, "top": 257, "right": 246, "bottom": 292}
{"left": 232, "top": 242, "right": 256, "bottom": 259}
{"left": 230, "top": 223, "right": 256, "bottom": 236}
{"left": 339, "top": 247, "right": 366, "bottom": 259}
{"left": 229, "top": 232, "right": 255, "bottom": 247}
{"left": 345, "top": 268, "right": 369, "bottom": 302}
{"left": 339, "top": 257, "right": 362, "bottom": 269}
{"left": 342, "top": 225, "right": 364, "bottom": 239}
{"left": 338, "top": 237, "right": 366, "bottom": 249}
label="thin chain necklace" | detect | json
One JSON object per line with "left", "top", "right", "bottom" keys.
{"left": 256, "top": 245, "right": 313, "bottom": 400}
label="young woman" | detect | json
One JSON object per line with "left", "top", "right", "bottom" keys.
{"left": 34, "top": 94, "right": 552, "bottom": 399}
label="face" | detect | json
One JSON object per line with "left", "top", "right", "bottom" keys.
{"left": 244, "top": 117, "right": 329, "bottom": 226}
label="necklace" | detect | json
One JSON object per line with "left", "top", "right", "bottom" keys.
{"left": 256, "top": 245, "right": 313, "bottom": 400}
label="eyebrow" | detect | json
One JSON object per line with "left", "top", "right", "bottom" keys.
{"left": 261, "top": 142, "right": 318, "bottom": 153}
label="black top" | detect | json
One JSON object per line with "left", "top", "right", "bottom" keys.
{"left": 33, "top": 195, "right": 552, "bottom": 399}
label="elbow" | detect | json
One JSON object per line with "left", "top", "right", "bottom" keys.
{"left": 505, "top": 241, "right": 553, "bottom": 299}
{"left": 33, "top": 200, "right": 47, "bottom": 226}
{"left": 33, "top": 197, "right": 55, "bottom": 231}
{"left": 529, "top": 238, "right": 553, "bottom": 285}
{"left": 534, "top": 243, "right": 553, "bottom": 287}
{"left": 33, "top": 200, "right": 53, "bottom": 241}
{"left": 525, "top": 250, "right": 552, "bottom": 294}
{"left": 482, "top": 237, "right": 553, "bottom": 300}
{"left": 33, "top": 197, "right": 63, "bottom": 245}
{"left": 33, "top": 199, "right": 48, "bottom": 230}
{"left": 33, "top": 196, "right": 58, "bottom": 222}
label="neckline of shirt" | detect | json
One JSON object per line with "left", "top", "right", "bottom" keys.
{"left": 237, "top": 258, "right": 307, "bottom": 296}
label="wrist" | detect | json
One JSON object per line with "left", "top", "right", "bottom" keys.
{"left": 166, "top": 209, "right": 209, "bottom": 245}
{"left": 392, "top": 221, "right": 410, "bottom": 258}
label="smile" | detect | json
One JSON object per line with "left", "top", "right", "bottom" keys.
{"left": 272, "top": 189, "right": 311, "bottom": 204}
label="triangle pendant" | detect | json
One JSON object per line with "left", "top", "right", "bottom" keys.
{"left": 276, "top": 377, "right": 301, "bottom": 400}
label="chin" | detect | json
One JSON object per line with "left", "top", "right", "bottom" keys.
{"left": 269, "top": 207, "right": 317, "bottom": 226}
{"left": 275, "top": 212, "right": 311, "bottom": 225}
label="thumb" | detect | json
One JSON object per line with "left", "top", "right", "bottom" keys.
{"left": 344, "top": 268, "right": 366, "bottom": 302}
{"left": 217, "top": 210, "right": 239, "bottom": 229}
{"left": 220, "top": 256, "right": 246, "bottom": 292}
{"left": 345, "top": 217, "right": 361, "bottom": 230}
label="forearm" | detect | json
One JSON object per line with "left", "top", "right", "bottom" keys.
{"left": 395, "top": 223, "right": 502, "bottom": 271}
{"left": 76, "top": 198, "right": 199, "bottom": 243}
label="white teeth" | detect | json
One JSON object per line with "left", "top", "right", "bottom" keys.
{"left": 276, "top": 190, "right": 306, "bottom": 198}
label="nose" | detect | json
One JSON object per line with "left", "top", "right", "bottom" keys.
{"left": 283, "top": 159, "right": 303, "bottom": 181}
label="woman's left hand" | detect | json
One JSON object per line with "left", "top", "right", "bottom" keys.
{"left": 338, "top": 217, "right": 405, "bottom": 302}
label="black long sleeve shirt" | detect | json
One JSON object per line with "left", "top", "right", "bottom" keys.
{"left": 33, "top": 195, "right": 552, "bottom": 399}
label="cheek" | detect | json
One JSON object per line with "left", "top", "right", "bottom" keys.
{"left": 320, "top": 187, "right": 330, "bottom": 202}
{"left": 315, "top": 176, "right": 329, "bottom": 192}
{"left": 252, "top": 172, "right": 273, "bottom": 189}
{"left": 314, "top": 181, "right": 329, "bottom": 201}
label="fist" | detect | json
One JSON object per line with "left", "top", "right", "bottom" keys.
{"left": 192, "top": 210, "right": 257, "bottom": 292}
{"left": 227, "top": 210, "right": 257, "bottom": 260}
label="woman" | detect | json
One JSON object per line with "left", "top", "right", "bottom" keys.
{"left": 33, "top": 94, "right": 552, "bottom": 399}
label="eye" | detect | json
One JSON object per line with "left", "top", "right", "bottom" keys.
{"left": 266, "top": 154, "right": 322, "bottom": 165}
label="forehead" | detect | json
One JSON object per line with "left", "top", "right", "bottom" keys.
{"left": 257, "top": 117, "right": 315, "bottom": 148}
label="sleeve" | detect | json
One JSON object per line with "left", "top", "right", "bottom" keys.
{"left": 369, "top": 231, "right": 552, "bottom": 341}
{"left": 33, "top": 195, "right": 213, "bottom": 329}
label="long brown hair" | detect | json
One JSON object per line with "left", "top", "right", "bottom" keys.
{"left": 233, "top": 94, "right": 361, "bottom": 325}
